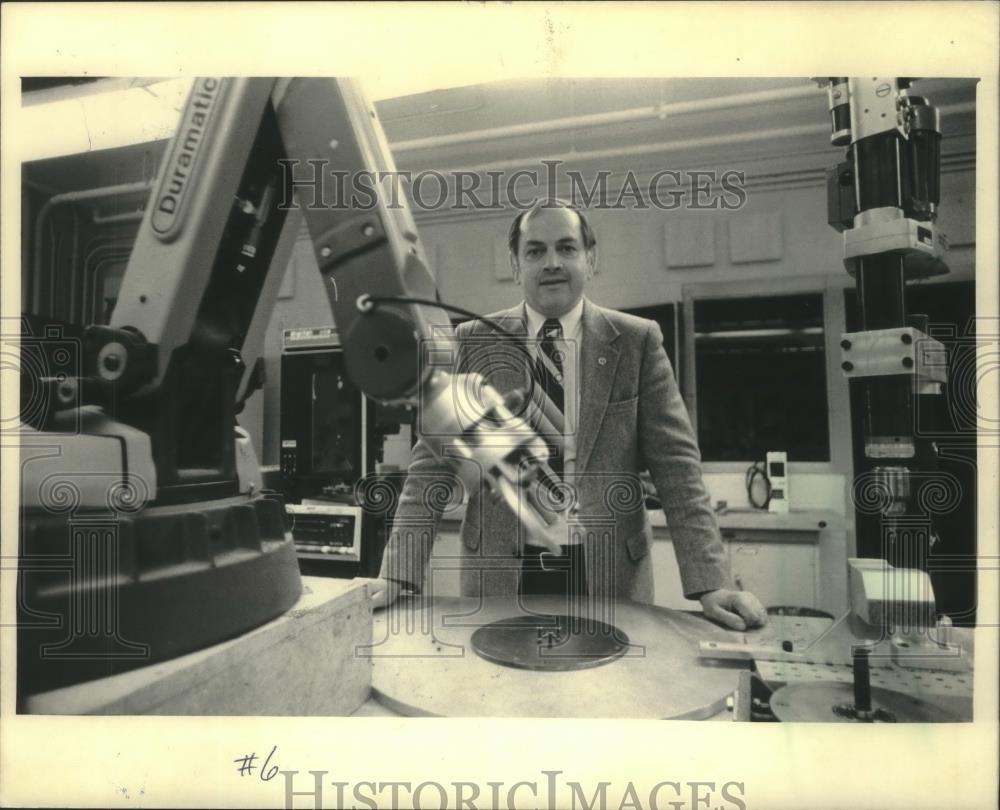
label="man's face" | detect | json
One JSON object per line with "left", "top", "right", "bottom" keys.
{"left": 511, "top": 207, "right": 595, "bottom": 318}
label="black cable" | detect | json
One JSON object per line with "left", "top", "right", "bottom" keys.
{"left": 361, "top": 295, "right": 521, "bottom": 340}
{"left": 745, "top": 461, "right": 771, "bottom": 510}
{"left": 362, "top": 293, "right": 560, "bottom": 438}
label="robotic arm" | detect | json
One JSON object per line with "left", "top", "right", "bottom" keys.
{"left": 66, "top": 77, "right": 567, "bottom": 538}
{"left": 817, "top": 77, "right": 949, "bottom": 526}
{"left": 17, "top": 77, "right": 566, "bottom": 696}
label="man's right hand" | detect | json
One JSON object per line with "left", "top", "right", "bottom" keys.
{"left": 361, "top": 577, "right": 402, "bottom": 610}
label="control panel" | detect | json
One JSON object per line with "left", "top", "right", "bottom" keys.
{"left": 766, "top": 451, "right": 789, "bottom": 514}
{"left": 286, "top": 503, "right": 362, "bottom": 561}
{"left": 280, "top": 439, "right": 298, "bottom": 480}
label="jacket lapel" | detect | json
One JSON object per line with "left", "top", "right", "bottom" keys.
{"left": 466, "top": 300, "right": 621, "bottom": 471}
{"left": 575, "top": 300, "right": 621, "bottom": 472}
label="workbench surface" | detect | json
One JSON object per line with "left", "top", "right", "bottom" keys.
{"left": 367, "top": 595, "right": 747, "bottom": 719}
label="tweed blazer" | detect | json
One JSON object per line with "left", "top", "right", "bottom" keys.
{"left": 379, "top": 298, "right": 729, "bottom": 604}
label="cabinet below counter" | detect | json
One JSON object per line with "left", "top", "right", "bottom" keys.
{"left": 650, "top": 509, "right": 848, "bottom": 617}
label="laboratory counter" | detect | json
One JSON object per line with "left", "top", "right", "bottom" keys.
{"left": 25, "top": 576, "right": 972, "bottom": 722}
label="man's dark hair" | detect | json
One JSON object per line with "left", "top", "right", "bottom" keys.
{"left": 507, "top": 198, "right": 598, "bottom": 257}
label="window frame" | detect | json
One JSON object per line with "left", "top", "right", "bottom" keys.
{"left": 680, "top": 275, "right": 853, "bottom": 477}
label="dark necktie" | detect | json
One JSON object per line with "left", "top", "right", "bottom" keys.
{"left": 535, "top": 317, "right": 565, "bottom": 477}
{"left": 521, "top": 317, "right": 587, "bottom": 600}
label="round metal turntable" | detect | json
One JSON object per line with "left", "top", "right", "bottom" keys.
{"left": 470, "top": 613, "right": 630, "bottom": 671}
{"left": 369, "top": 596, "right": 745, "bottom": 718}
{"left": 769, "top": 682, "right": 961, "bottom": 723}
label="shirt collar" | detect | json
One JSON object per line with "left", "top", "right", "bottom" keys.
{"left": 523, "top": 297, "right": 585, "bottom": 338}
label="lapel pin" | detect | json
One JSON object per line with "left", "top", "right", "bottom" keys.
{"left": 598, "top": 357, "right": 607, "bottom": 366}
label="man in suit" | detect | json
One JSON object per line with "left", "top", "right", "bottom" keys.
{"left": 371, "top": 199, "right": 766, "bottom": 630}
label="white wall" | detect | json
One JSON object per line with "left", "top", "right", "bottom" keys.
{"left": 242, "top": 84, "right": 976, "bottom": 610}
{"left": 253, "top": 166, "right": 975, "bottom": 506}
